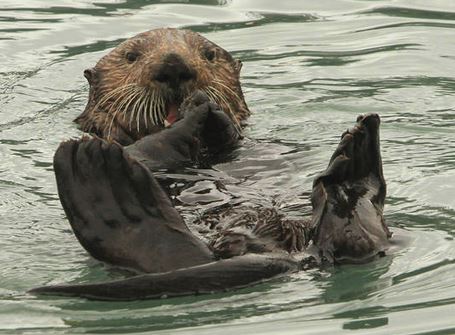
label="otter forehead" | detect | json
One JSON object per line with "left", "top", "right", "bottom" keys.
{"left": 129, "top": 29, "right": 208, "bottom": 51}
{"left": 99, "top": 28, "right": 233, "bottom": 65}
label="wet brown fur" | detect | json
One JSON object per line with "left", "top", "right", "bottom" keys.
{"left": 75, "top": 28, "right": 250, "bottom": 145}
{"left": 195, "top": 206, "right": 311, "bottom": 258}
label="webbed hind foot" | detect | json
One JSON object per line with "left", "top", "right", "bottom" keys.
{"left": 53, "top": 137, "right": 214, "bottom": 273}
{"left": 311, "top": 113, "right": 391, "bottom": 264}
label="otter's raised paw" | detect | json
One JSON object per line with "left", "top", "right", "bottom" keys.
{"left": 125, "top": 98, "right": 211, "bottom": 170}
{"left": 310, "top": 113, "right": 391, "bottom": 264}
{"left": 181, "top": 90, "right": 242, "bottom": 153}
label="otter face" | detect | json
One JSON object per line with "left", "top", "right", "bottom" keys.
{"left": 76, "top": 28, "right": 249, "bottom": 145}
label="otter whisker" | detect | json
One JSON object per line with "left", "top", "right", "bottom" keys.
{"left": 96, "top": 85, "right": 137, "bottom": 138}
{"left": 104, "top": 87, "right": 137, "bottom": 140}
{"left": 150, "top": 90, "right": 160, "bottom": 126}
{"left": 154, "top": 94, "right": 162, "bottom": 126}
{"left": 158, "top": 94, "right": 166, "bottom": 125}
{"left": 94, "top": 84, "right": 136, "bottom": 113}
{"left": 106, "top": 104, "right": 123, "bottom": 141}
{"left": 156, "top": 91, "right": 164, "bottom": 126}
{"left": 212, "top": 79, "right": 239, "bottom": 98}
{"left": 146, "top": 91, "right": 154, "bottom": 127}
{"left": 206, "top": 86, "right": 242, "bottom": 134}
{"left": 204, "top": 89, "right": 224, "bottom": 116}
{"left": 149, "top": 89, "right": 157, "bottom": 126}
{"left": 97, "top": 85, "right": 129, "bottom": 106}
{"left": 140, "top": 90, "right": 150, "bottom": 129}
{"left": 205, "top": 87, "right": 235, "bottom": 129}
{"left": 146, "top": 90, "right": 153, "bottom": 127}
{"left": 122, "top": 89, "right": 142, "bottom": 131}
{"left": 137, "top": 88, "right": 149, "bottom": 129}
{"left": 213, "top": 88, "right": 240, "bottom": 128}
{"left": 136, "top": 91, "right": 145, "bottom": 129}
{"left": 105, "top": 87, "right": 139, "bottom": 140}
{"left": 117, "top": 86, "right": 137, "bottom": 123}
{"left": 93, "top": 90, "right": 122, "bottom": 117}
{"left": 203, "top": 89, "right": 218, "bottom": 106}
{"left": 209, "top": 87, "right": 231, "bottom": 110}
{"left": 159, "top": 94, "right": 167, "bottom": 125}
{"left": 211, "top": 91, "right": 242, "bottom": 135}
{"left": 106, "top": 111, "right": 119, "bottom": 141}
{"left": 130, "top": 92, "right": 144, "bottom": 132}
{"left": 123, "top": 88, "right": 142, "bottom": 132}
{"left": 148, "top": 90, "right": 155, "bottom": 126}
{"left": 159, "top": 95, "right": 166, "bottom": 123}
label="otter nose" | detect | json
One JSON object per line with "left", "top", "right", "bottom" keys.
{"left": 153, "top": 53, "right": 196, "bottom": 89}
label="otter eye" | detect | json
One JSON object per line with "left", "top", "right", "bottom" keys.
{"left": 126, "top": 52, "right": 139, "bottom": 63}
{"left": 204, "top": 49, "right": 216, "bottom": 62}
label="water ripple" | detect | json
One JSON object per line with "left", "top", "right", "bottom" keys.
{"left": 1, "top": 0, "right": 455, "bottom": 334}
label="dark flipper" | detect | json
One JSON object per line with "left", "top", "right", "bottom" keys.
{"left": 30, "top": 254, "right": 298, "bottom": 300}
{"left": 311, "top": 113, "right": 391, "bottom": 264}
{"left": 53, "top": 137, "right": 214, "bottom": 273}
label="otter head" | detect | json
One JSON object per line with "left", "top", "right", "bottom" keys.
{"left": 75, "top": 28, "right": 249, "bottom": 145}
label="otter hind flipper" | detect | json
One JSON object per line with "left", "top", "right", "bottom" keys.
{"left": 311, "top": 113, "right": 391, "bottom": 264}
{"left": 53, "top": 137, "right": 214, "bottom": 273}
{"left": 30, "top": 254, "right": 298, "bottom": 301}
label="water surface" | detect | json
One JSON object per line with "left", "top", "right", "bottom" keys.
{"left": 1, "top": 0, "right": 455, "bottom": 334}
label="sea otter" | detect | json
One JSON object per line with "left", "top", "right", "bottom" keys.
{"left": 30, "top": 28, "right": 391, "bottom": 300}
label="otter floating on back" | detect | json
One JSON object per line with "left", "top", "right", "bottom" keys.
{"left": 30, "top": 28, "right": 391, "bottom": 300}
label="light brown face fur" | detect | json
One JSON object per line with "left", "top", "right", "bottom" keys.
{"left": 75, "top": 28, "right": 250, "bottom": 145}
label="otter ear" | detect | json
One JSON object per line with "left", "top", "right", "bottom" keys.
{"left": 234, "top": 59, "right": 243, "bottom": 73}
{"left": 83, "top": 68, "right": 97, "bottom": 84}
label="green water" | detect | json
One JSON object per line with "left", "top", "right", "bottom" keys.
{"left": 1, "top": 0, "right": 455, "bottom": 334}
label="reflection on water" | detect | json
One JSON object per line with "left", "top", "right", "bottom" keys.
{"left": 1, "top": 0, "right": 455, "bottom": 334}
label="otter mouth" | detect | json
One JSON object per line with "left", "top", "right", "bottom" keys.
{"left": 164, "top": 102, "right": 180, "bottom": 127}
{"left": 163, "top": 90, "right": 211, "bottom": 128}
